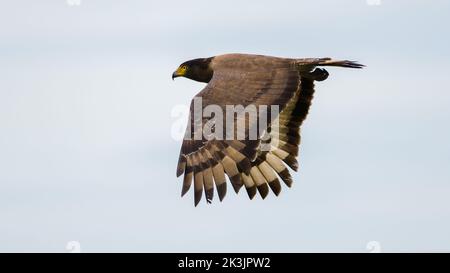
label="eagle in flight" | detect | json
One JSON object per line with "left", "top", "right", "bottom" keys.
{"left": 172, "top": 53, "right": 363, "bottom": 206}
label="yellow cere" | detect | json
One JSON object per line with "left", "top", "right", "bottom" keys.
{"left": 177, "top": 65, "right": 187, "bottom": 75}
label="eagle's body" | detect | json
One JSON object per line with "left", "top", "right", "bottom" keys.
{"left": 173, "top": 53, "right": 363, "bottom": 206}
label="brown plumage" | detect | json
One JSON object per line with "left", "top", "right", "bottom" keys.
{"left": 172, "top": 53, "right": 364, "bottom": 206}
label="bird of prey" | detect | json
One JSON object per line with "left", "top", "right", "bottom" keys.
{"left": 172, "top": 53, "right": 363, "bottom": 206}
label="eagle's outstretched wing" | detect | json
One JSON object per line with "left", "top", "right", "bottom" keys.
{"left": 176, "top": 54, "right": 362, "bottom": 205}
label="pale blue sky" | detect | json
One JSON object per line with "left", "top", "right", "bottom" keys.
{"left": 0, "top": 0, "right": 450, "bottom": 252}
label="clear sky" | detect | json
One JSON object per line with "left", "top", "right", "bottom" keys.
{"left": 1, "top": 0, "right": 450, "bottom": 252}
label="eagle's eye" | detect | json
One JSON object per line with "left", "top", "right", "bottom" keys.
{"left": 181, "top": 65, "right": 188, "bottom": 71}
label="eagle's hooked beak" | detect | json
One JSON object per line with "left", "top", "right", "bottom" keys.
{"left": 172, "top": 67, "right": 185, "bottom": 80}
{"left": 172, "top": 71, "right": 179, "bottom": 80}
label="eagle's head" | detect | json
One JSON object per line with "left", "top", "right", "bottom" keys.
{"left": 172, "top": 58, "right": 213, "bottom": 83}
